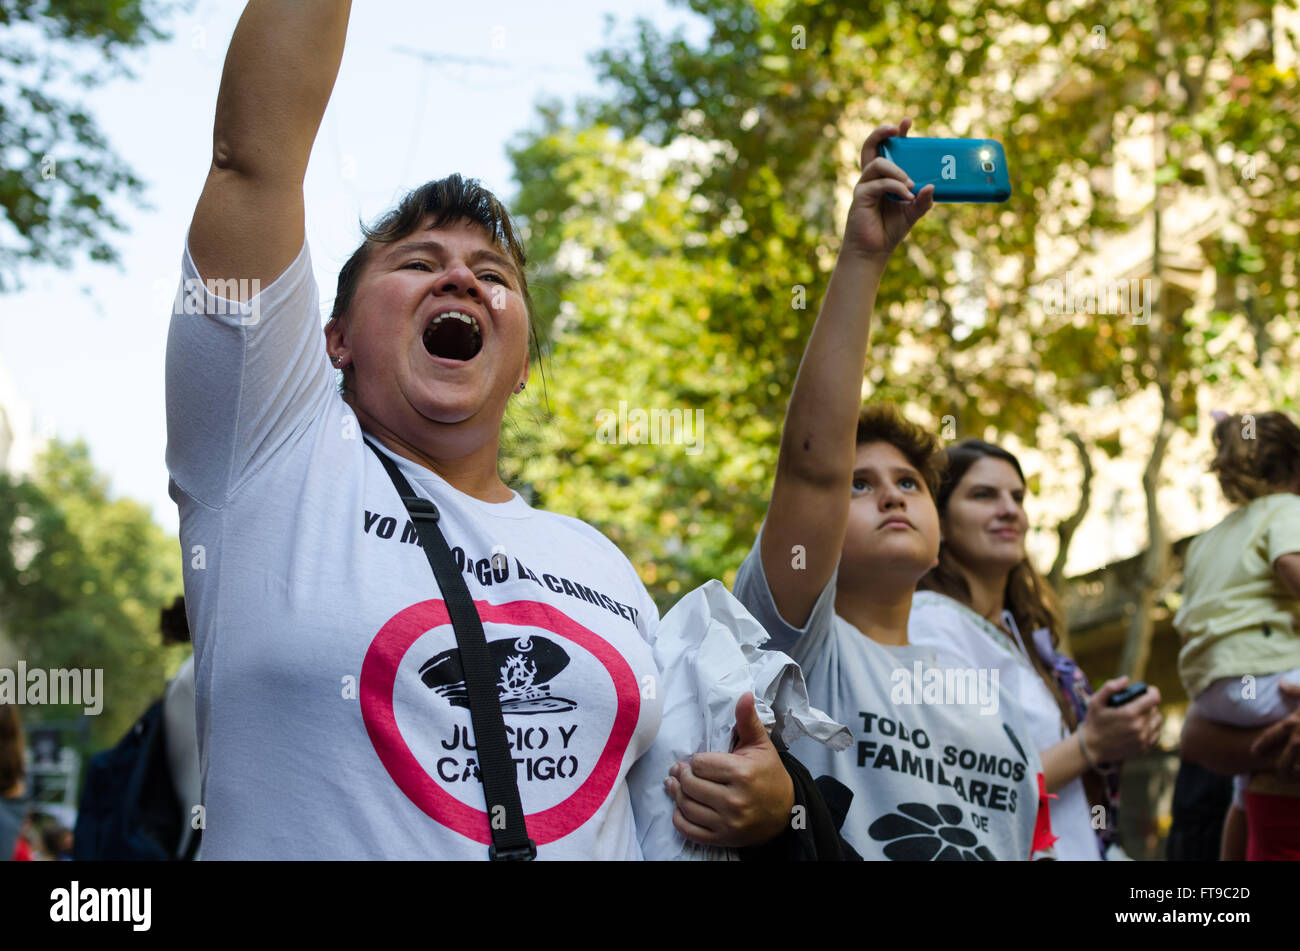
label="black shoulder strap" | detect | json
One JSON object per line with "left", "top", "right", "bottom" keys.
{"left": 364, "top": 438, "right": 535, "bottom": 861}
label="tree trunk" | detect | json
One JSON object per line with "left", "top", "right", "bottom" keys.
{"left": 1048, "top": 431, "right": 1094, "bottom": 658}
{"left": 1122, "top": 411, "right": 1175, "bottom": 680}
{"left": 1048, "top": 431, "right": 1094, "bottom": 591}
{"left": 1121, "top": 120, "right": 1177, "bottom": 681}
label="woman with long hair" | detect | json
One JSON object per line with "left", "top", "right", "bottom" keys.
{"left": 909, "top": 439, "right": 1162, "bottom": 859}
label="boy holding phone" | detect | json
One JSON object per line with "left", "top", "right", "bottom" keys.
{"left": 723, "top": 120, "right": 1053, "bottom": 859}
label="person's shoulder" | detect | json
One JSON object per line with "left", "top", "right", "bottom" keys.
{"left": 533, "top": 507, "right": 659, "bottom": 625}
{"left": 529, "top": 506, "right": 640, "bottom": 572}
{"left": 528, "top": 504, "right": 610, "bottom": 543}
{"left": 1182, "top": 512, "right": 1226, "bottom": 564}
{"left": 1254, "top": 492, "right": 1300, "bottom": 517}
{"left": 909, "top": 590, "right": 1022, "bottom": 665}
{"left": 179, "top": 230, "right": 317, "bottom": 321}
{"left": 730, "top": 529, "right": 769, "bottom": 596}
{"left": 911, "top": 589, "right": 965, "bottom": 613}
{"left": 910, "top": 590, "right": 978, "bottom": 629}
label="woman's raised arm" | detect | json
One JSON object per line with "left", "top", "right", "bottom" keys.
{"left": 188, "top": 0, "right": 352, "bottom": 291}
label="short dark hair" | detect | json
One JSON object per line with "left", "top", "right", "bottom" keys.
{"left": 1210, "top": 411, "right": 1300, "bottom": 504}
{"left": 855, "top": 403, "right": 945, "bottom": 497}
{"left": 327, "top": 174, "right": 539, "bottom": 398}
{"left": 159, "top": 595, "right": 189, "bottom": 645}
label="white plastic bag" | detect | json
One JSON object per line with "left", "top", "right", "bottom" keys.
{"left": 627, "top": 580, "right": 851, "bottom": 860}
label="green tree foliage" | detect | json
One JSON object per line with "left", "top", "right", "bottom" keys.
{"left": 0, "top": 439, "right": 184, "bottom": 748}
{"left": 506, "top": 112, "right": 784, "bottom": 600}
{"left": 506, "top": 1, "right": 1300, "bottom": 651}
{"left": 0, "top": 0, "right": 184, "bottom": 290}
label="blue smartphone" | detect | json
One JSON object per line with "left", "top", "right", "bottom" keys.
{"left": 878, "top": 137, "right": 1011, "bottom": 203}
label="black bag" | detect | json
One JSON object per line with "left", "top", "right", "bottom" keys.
{"left": 73, "top": 699, "right": 199, "bottom": 861}
{"left": 738, "top": 738, "right": 862, "bottom": 861}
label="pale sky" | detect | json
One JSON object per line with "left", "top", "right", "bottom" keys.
{"left": 0, "top": 0, "right": 703, "bottom": 537}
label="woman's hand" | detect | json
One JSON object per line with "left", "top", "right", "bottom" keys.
{"left": 1079, "top": 677, "right": 1164, "bottom": 764}
{"left": 665, "top": 693, "right": 796, "bottom": 848}
{"left": 1250, "top": 680, "right": 1300, "bottom": 781}
{"left": 841, "top": 117, "right": 935, "bottom": 261}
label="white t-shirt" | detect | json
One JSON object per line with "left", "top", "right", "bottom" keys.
{"left": 908, "top": 590, "right": 1100, "bottom": 861}
{"left": 163, "top": 654, "right": 201, "bottom": 859}
{"left": 165, "top": 237, "right": 662, "bottom": 859}
{"left": 732, "top": 532, "right": 1047, "bottom": 861}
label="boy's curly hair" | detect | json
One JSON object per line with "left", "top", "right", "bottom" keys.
{"left": 854, "top": 403, "right": 945, "bottom": 497}
{"left": 1210, "top": 411, "right": 1300, "bottom": 504}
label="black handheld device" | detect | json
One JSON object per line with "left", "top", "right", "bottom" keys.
{"left": 1107, "top": 682, "right": 1149, "bottom": 707}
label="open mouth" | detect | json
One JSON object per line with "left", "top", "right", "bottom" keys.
{"left": 422, "top": 311, "right": 482, "bottom": 361}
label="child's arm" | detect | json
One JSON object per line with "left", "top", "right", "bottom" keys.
{"left": 1220, "top": 803, "right": 1247, "bottom": 861}
{"left": 1182, "top": 709, "right": 1276, "bottom": 775}
{"left": 1274, "top": 552, "right": 1300, "bottom": 599}
{"left": 671, "top": 123, "right": 932, "bottom": 848}
{"left": 759, "top": 119, "right": 934, "bottom": 628}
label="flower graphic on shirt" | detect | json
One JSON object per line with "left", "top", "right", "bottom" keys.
{"left": 420, "top": 632, "right": 578, "bottom": 714}
{"left": 867, "top": 802, "right": 996, "bottom": 861}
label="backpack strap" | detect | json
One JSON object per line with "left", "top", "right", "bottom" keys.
{"left": 364, "top": 438, "right": 535, "bottom": 861}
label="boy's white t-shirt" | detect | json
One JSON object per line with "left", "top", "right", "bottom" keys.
{"left": 733, "top": 533, "right": 1047, "bottom": 861}
{"left": 908, "top": 591, "right": 1100, "bottom": 861}
{"left": 165, "top": 238, "right": 662, "bottom": 859}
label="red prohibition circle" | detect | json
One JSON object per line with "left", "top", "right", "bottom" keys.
{"left": 360, "top": 598, "right": 641, "bottom": 846}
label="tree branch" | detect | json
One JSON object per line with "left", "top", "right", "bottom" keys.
{"left": 1049, "top": 431, "right": 1093, "bottom": 590}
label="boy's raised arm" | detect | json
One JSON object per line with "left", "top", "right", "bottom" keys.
{"left": 759, "top": 119, "right": 933, "bottom": 627}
